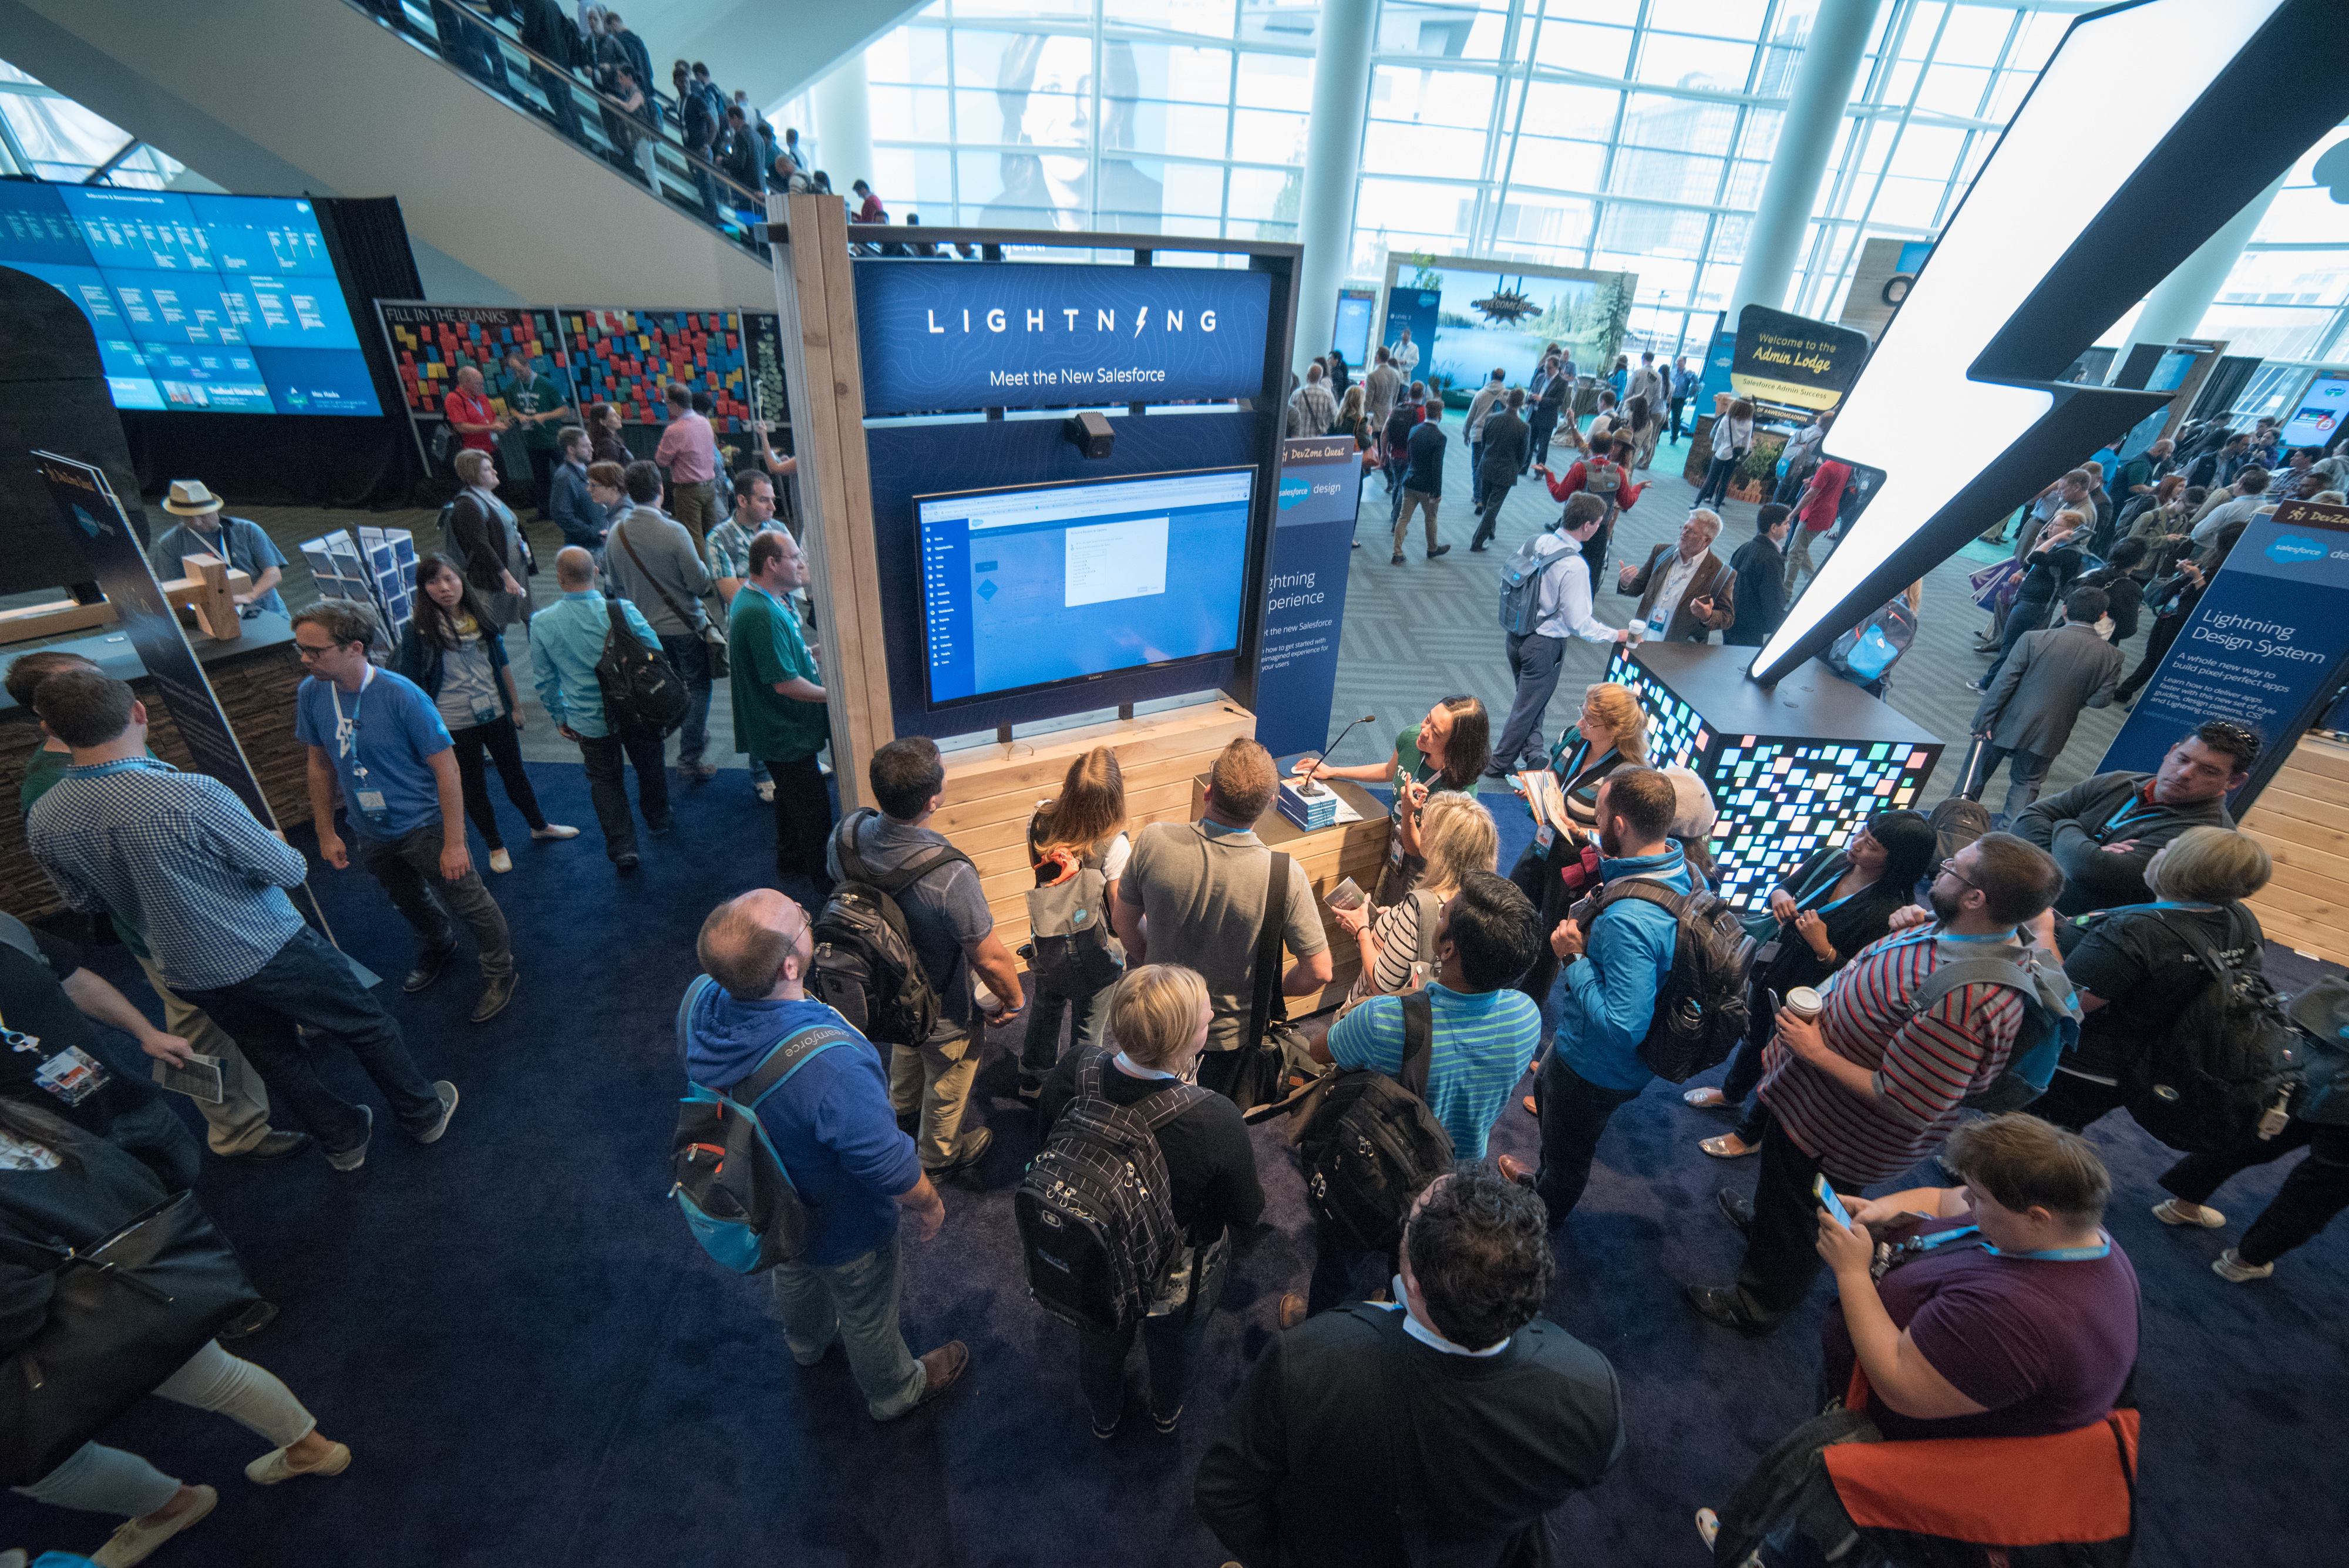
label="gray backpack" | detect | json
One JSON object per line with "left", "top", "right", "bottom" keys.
{"left": 1498, "top": 534, "right": 1574, "bottom": 635}
{"left": 1022, "top": 815, "right": 1123, "bottom": 995}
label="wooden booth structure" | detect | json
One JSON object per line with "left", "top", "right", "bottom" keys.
{"left": 765, "top": 196, "right": 1377, "bottom": 1007}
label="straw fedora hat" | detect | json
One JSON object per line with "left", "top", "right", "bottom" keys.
{"left": 162, "top": 480, "right": 225, "bottom": 516}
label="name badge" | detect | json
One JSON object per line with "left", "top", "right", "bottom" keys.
{"left": 472, "top": 698, "right": 503, "bottom": 725}
{"left": 33, "top": 1044, "right": 109, "bottom": 1105}
{"left": 1533, "top": 823, "right": 1556, "bottom": 854}
{"left": 355, "top": 789, "right": 391, "bottom": 830}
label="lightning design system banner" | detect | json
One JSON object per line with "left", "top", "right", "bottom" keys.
{"left": 853, "top": 261, "right": 1273, "bottom": 415}
{"left": 1254, "top": 436, "right": 1364, "bottom": 759}
{"left": 2098, "top": 500, "right": 2349, "bottom": 785}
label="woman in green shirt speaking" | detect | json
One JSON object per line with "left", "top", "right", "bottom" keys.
{"left": 1293, "top": 695, "right": 1490, "bottom": 903}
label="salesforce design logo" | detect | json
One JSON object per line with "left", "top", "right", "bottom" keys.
{"left": 2266, "top": 534, "right": 2328, "bottom": 566}
{"left": 1277, "top": 475, "right": 1311, "bottom": 510}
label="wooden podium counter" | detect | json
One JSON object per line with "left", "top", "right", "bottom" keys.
{"left": 1187, "top": 773, "right": 1393, "bottom": 1015}
{"left": 2239, "top": 733, "right": 2349, "bottom": 967}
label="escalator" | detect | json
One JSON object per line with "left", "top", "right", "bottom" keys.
{"left": 0, "top": 0, "right": 778, "bottom": 307}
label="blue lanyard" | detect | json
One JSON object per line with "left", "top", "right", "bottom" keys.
{"left": 2135, "top": 900, "right": 2218, "bottom": 914}
{"left": 328, "top": 665, "right": 376, "bottom": 773}
{"left": 2104, "top": 798, "right": 2165, "bottom": 836}
{"left": 1914, "top": 1224, "right": 2113, "bottom": 1261}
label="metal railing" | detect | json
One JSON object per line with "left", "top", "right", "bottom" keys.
{"left": 345, "top": 0, "right": 778, "bottom": 258}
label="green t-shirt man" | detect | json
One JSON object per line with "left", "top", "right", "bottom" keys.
{"left": 505, "top": 369, "right": 571, "bottom": 450}
{"left": 728, "top": 581, "right": 829, "bottom": 762}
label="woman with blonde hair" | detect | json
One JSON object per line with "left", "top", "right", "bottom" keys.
{"left": 1507, "top": 681, "right": 1647, "bottom": 1014}
{"left": 1333, "top": 792, "right": 1499, "bottom": 1008}
{"left": 1036, "top": 965, "right": 1264, "bottom": 1439}
{"left": 1018, "top": 746, "right": 1130, "bottom": 1098}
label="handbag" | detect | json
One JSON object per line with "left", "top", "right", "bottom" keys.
{"left": 0, "top": 1190, "right": 262, "bottom": 1487}
{"left": 615, "top": 522, "right": 729, "bottom": 678}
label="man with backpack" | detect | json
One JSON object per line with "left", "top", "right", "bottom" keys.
{"left": 1516, "top": 768, "right": 1694, "bottom": 1224}
{"left": 824, "top": 738, "right": 1026, "bottom": 1176}
{"left": 1489, "top": 493, "right": 1626, "bottom": 779}
{"left": 1685, "top": 833, "right": 2073, "bottom": 1334}
{"left": 681, "top": 890, "right": 964, "bottom": 1421}
{"left": 1285, "top": 870, "right": 1544, "bottom": 1324}
{"left": 531, "top": 547, "right": 672, "bottom": 870}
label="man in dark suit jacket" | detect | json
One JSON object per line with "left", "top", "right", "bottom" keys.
{"left": 1968, "top": 584, "right": 2124, "bottom": 828}
{"left": 1724, "top": 504, "right": 1792, "bottom": 647}
{"left": 1470, "top": 391, "right": 1532, "bottom": 551}
{"left": 1617, "top": 509, "right": 1738, "bottom": 643}
{"left": 1194, "top": 1165, "right": 1623, "bottom": 1568}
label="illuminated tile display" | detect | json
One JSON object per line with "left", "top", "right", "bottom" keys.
{"left": 1604, "top": 645, "right": 1943, "bottom": 912}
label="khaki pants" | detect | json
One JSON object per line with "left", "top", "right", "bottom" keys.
{"left": 890, "top": 1026, "right": 979, "bottom": 1169}
{"left": 670, "top": 480, "right": 718, "bottom": 555}
{"left": 1785, "top": 527, "right": 1828, "bottom": 595}
{"left": 1394, "top": 489, "right": 1441, "bottom": 556}
{"left": 133, "top": 950, "right": 274, "bottom": 1155}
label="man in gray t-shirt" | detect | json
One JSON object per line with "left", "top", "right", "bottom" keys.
{"left": 830, "top": 738, "right": 1027, "bottom": 1175}
{"left": 1115, "top": 739, "right": 1332, "bottom": 1101}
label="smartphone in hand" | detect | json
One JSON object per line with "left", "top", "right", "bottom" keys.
{"left": 1814, "top": 1175, "right": 1855, "bottom": 1228}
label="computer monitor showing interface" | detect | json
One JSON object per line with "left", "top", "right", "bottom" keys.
{"left": 917, "top": 467, "right": 1254, "bottom": 709}
{"left": 0, "top": 182, "right": 381, "bottom": 416}
{"left": 2283, "top": 371, "right": 2348, "bottom": 447}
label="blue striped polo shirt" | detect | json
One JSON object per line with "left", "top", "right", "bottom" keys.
{"left": 1327, "top": 982, "right": 1543, "bottom": 1159}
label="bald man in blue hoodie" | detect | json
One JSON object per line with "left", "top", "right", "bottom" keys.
{"left": 681, "top": 889, "right": 967, "bottom": 1420}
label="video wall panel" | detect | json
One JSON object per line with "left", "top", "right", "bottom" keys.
{"left": 0, "top": 182, "right": 381, "bottom": 416}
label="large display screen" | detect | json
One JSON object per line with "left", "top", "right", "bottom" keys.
{"left": 2283, "top": 371, "right": 2349, "bottom": 447}
{"left": 0, "top": 183, "right": 381, "bottom": 416}
{"left": 916, "top": 468, "right": 1254, "bottom": 709}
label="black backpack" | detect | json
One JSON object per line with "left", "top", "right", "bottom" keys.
{"left": 1591, "top": 879, "right": 1755, "bottom": 1082}
{"left": 594, "top": 600, "right": 688, "bottom": 735}
{"left": 2119, "top": 910, "right": 2305, "bottom": 1153}
{"left": 668, "top": 976, "right": 859, "bottom": 1274}
{"left": 1016, "top": 1047, "right": 1210, "bottom": 1335}
{"left": 809, "top": 810, "right": 972, "bottom": 1048}
{"left": 1292, "top": 990, "right": 1456, "bottom": 1253}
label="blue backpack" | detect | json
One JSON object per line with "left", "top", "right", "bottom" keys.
{"left": 1892, "top": 935, "right": 2082, "bottom": 1113}
{"left": 1498, "top": 534, "right": 1574, "bottom": 635}
{"left": 668, "top": 975, "right": 857, "bottom": 1273}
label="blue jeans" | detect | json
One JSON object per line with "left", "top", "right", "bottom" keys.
{"left": 658, "top": 632, "right": 714, "bottom": 768}
{"left": 770, "top": 1229, "right": 927, "bottom": 1419}
{"left": 179, "top": 927, "right": 442, "bottom": 1158}
{"left": 1979, "top": 594, "right": 2052, "bottom": 686}
{"left": 1019, "top": 977, "right": 1118, "bottom": 1082}
{"left": 1492, "top": 631, "right": 1566, "bottom": 772}
{"left": 1076, "top": 1237, "right": 1229, "bottom": 1426}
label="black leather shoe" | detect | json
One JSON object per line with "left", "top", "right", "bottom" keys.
{"left": 615, "top": 852, "right": 640, "bottom": 873}
{"left": 403, "top": 944, "right": 457, "bottom": 993}
{"left": 1716, "top": 1188, "right": 1755, "bottom": 1239}
{"left": 230, "top": 1130, "right": 314, "bottom": 1163}
{"left": 1684, "top": 1283, "right": 1778, "bottom": 1335}
{"left": 471, "top": 970, "right": 519, "bottom": 1024}
{"left": 1426, "top": 543, "right": 1452, "bottom": 559}
{"left": 217, "top": 1300, "right": 279, "bottom": 1341}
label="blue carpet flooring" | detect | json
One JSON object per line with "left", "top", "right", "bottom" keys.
{"left": 4, "top": 760, "right": 2344, "bottom": 1566}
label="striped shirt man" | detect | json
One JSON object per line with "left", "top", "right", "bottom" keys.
{"left": 1756, "top": 926, "right": 2026, "bottom": 1185}
{"left": 27, "top": 758, "right": 308, "bottom": 992}
{"left": 1327, "top": 982, "right": 1542, "bottom": 1158}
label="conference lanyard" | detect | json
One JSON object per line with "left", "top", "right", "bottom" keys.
{"left": 2102, "top": 797, "right": 2168, "bottom": 838}
{"left": 328, "top": 665, "right": 391, "bottom": 828}
{"left": 1921, "top": 1225, "right": 2112, "bottom": 1261}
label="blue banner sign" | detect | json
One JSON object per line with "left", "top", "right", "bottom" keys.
{"left": 2098, "top": 500, "right": 2349, "bottom": 789}
{"left": 853, "top": 261, "right": 1272, "bottom": 416}
{"left": 1255, "top": 435, "right": 1364, "bottom": 758}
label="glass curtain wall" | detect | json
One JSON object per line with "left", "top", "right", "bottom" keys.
{"left": 0, "top": 61, "right": 187, "bottom": 188}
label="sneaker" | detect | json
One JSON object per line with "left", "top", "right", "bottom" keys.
{"left": 615, "top": 852, "right": 641, "bottom": 873}
{"left": 1152, "top": 1404, "right": 1183, "bottom": 1435}
{"left": 245, "top": 1439, "right": 352, "bottom": 1486}
{"left": 487, "top": 847, "right": 513, "bottom": 874}
{"left": 416, "top": 1081, "right": 460, "bottom": 1145}
{"left": 471, "top": 970, "right": 519, "bottom": 1024}
{"left": 327, "top": 1105, "right": 372, "bottom": 1172}
{"left": 90, "top": 1483, "right": 216, "bottom": 1567}
{"left": 1091, "top": 1411, "right": 1121, "bottom": 1441}
{"left": 755, "top": 780, "right": 776, "bottom": 803}
{"left": 530, "top": 823, "right": 580, "bottom": 840}
{"left": 228, "top": 1129, "right": 314, "bottom": 1163}
{"left": 1016, "top": 1076, "right": 1044, "bottom": 1102}
{"left": 2212, "top": 1247, "right": 2273, "bottom": 1283}
{"left": 2152, "top": 1197, "right": 2226, "bottom": 1228}
{"left": 217, "top": 1300, "right": 279, "bottom": 1341}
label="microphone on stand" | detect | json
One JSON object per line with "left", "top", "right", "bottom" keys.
{"left": 1300, "top": 714, "right": 1377, "bottom": 796}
